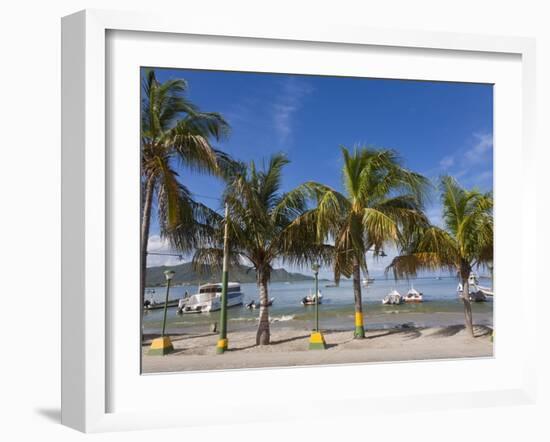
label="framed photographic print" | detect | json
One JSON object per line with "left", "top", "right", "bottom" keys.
{"left": 62, "top": 9, "right": 537, "bottom": 433}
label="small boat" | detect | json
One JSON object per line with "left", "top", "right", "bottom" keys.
{"left": 301, "top": 290, "right": 323, "bottom": 305}
{"left": 179, "top": 282, "right": 244, "bottom": 313}
{"left": 246, "top": 297, "right": 275, "bottom": 309}
{"left": 144, "top": 298, "right": 180, "bottom": 310}
{"left": 382, "top": 289, "right": 403, "bottom": 305}
{"left": 457, "top": 280, "right": 491, "bottom": 302}
{"left": 362, "top": 278, "right": 375, "bottom": 286}
{"left": 404, "top": 286, "right": 423, "bottom": 303}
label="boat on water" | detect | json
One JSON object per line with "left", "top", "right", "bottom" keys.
{"left": 143, "top": 298, "right": 180, "bottom": 310}
{"left": 362, "top": 277, "right": 375, "bottom": 286}
{"left": 178, "top": 282, "right": 244, "bottom": 313}
{"left": 457, "top": 272, "right": 493, "bottom": 302}
{"left": 382, "top": 289, "right": 403, "bottom": 305}
{"left": 245, "top": 298, "right": 274, "bottom": 309}
{"left": 301, "top": 290, "right": 323, "bottom": 305}
{"left": 403, "top": 286, "right": 423, "bottom": 303}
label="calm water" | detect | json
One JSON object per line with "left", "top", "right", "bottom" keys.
{"left": 142, "top": 277, "right": 493, "bottom": 334}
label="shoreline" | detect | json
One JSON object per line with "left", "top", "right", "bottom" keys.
{"left": 143, "top": 310, "right": 493, "bottom": 335}
{"left": 142, "top": 324, "right": 493, "bottom": 373}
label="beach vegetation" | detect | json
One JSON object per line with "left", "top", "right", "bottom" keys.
{"left": 386, "top": 176, "right": 493, "bottom": 337}
{"left": 289, "top": 146, "right": 430, "bottom": 338}
{"left": 140, "top": 70, "right": 236, "bottom": 302}
{"left": 193, "top": 154, "right": 333, "bottom": 345}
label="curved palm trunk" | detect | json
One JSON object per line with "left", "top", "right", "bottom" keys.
{"left": 256, "top": 270, "right": 271, "bottom": 345}
{"left": 140, "top": 176, "right": 155, "bottom": 304}
{"left": 460, "top": 266, "right": 474, "bottom": 337}
{"left": 352, "top": 257, "right": 365, "bottom": 338}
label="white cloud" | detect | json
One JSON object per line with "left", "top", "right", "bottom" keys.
{"left": 435, "top": 131, "right": 493, "bottom": 190}
{"left": 464, "top": 132, "right": 493, "bottom": 165}
{"left": 272, "top": 77, "right": 313, "bottom": 145}
{"left": 439, "top": 155, "right": 455, "bottom": 169}
{"left": 146, "top": 235, "right": 188, "bottom": 267}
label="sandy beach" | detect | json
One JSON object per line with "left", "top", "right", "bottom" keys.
{"left": 142, "top": 324, "right": 493, "bottom": 373}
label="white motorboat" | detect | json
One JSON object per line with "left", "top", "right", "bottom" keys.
{"left": 178, "top": 282, "right": 244, "bottom": 313}
{"left": 301, "top": 290, "right": 323, "bottom": 305}
{"left": 457, "top": 272, "right": 493, "bottom": 301}
{"left": 362, "top": 277, "right": 375, "bottom": 286}
{"left": 404, "top": 286, "right": 423, "bottom": 303}
{"left": 382, "top": 289, "right": 403, "bottom": 305}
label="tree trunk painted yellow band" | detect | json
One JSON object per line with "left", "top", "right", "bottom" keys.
{"left": 355, "top": 312, "right": 364, "bottom": 326}
{"left": 217, "top": 338, "right": 228, "bottom": 349}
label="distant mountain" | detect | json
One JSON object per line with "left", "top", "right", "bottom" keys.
{"left": 146, "top": 262, "right": 314, "bottom": 287}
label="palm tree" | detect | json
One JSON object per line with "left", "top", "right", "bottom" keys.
{"left": 193, "top": 154, "right": 332, "bottom": 345}
{"left": 140, "top": 70, "right": 234, "bottom": 302}
{"left": 290, "top": 146, "right": 430, "bottom": 338}
{"left": 386, "top": 176, "right": 493, "bottom": 337}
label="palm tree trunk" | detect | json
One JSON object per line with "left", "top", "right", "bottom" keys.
{"left": 460, "top": 268, "right": 474, "bottom": 337}
{"left": 140, "top": 176, "right": 155, "bottom": 304}
{"left": 256, "top": 270, "right": 271, "bottom": 345}
{"left": 352, "top": 257, "right": 365, "bottom": 338}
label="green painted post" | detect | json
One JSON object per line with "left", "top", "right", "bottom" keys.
{"left": 161, "top": 277, "right": 172, "bottom": 336}
{"left": 308, "top": 263, "right": 326, "bottom": 350}
{"left": 217, "top": 204, "right": 230, "bottom": 354}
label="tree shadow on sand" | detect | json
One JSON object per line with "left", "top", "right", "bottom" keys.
{"left": 226, "top": 334, "right": 312, "bottom": 351}
{"left": 366, "top": 327, "right": 422, "bottom": 341}
{"left": 429, "top": 324, "right": 492, "bottom": 338}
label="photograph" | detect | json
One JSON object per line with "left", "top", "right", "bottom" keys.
{"left": 140, "top": 67, "right": 494, "bottom": 373}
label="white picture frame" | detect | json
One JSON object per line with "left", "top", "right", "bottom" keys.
{"left": 61, "top": 9, "right": 537, "bottom": 433}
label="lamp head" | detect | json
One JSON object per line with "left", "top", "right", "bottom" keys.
{"left": 164, "top": 270, "right": 175, "bottom": 281}
{"left": 311, "top": 263, "right": 320, "bottom": 274}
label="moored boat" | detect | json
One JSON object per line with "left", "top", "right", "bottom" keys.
{"left": 404, "top": 286, "right": 423, "bottom": 303}
{"left": 245, "top": 297, "right": 274, "bottom": 309}
{"left": 178, "top": 282, "right": 244, "bottom": 313}
{"left": 382, "top": 289, "right": 403, "bottom": 305}
{"left": 301, "top": 290, "right": 323, "bottom": 305}
{"left": 144, "top": 298, "right": 180, "bottom": 310}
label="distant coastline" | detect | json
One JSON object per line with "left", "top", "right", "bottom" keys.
{"left": 146, "top": 262, "right": 317, "bottom": 287}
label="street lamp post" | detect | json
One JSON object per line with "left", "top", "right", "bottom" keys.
{"left": 308, "top": 263, "right": 326, "bottom": 350}
{"left": 148, "top": 269, "right": 175, "bottom": 355}
{"left": 216, "top": 203, "right": 230, "bottom": 354}
{"left": 313, "top": 263, "right": 320, "bottom": 331}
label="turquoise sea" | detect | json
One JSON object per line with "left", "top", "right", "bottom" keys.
{"left": 142, "top": 277, "right": 493, "bottom": 335}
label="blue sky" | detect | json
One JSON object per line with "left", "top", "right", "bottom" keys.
{"left": 144, "top": 68, "right": 493, "bottom": 276}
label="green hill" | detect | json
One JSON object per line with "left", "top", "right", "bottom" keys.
{"left": 146, "top": 262, "right": 314, "bottom": 287}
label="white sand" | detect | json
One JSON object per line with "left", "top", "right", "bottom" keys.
{"left": 142, "top": 325, "right": 493, "bottom": 373}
